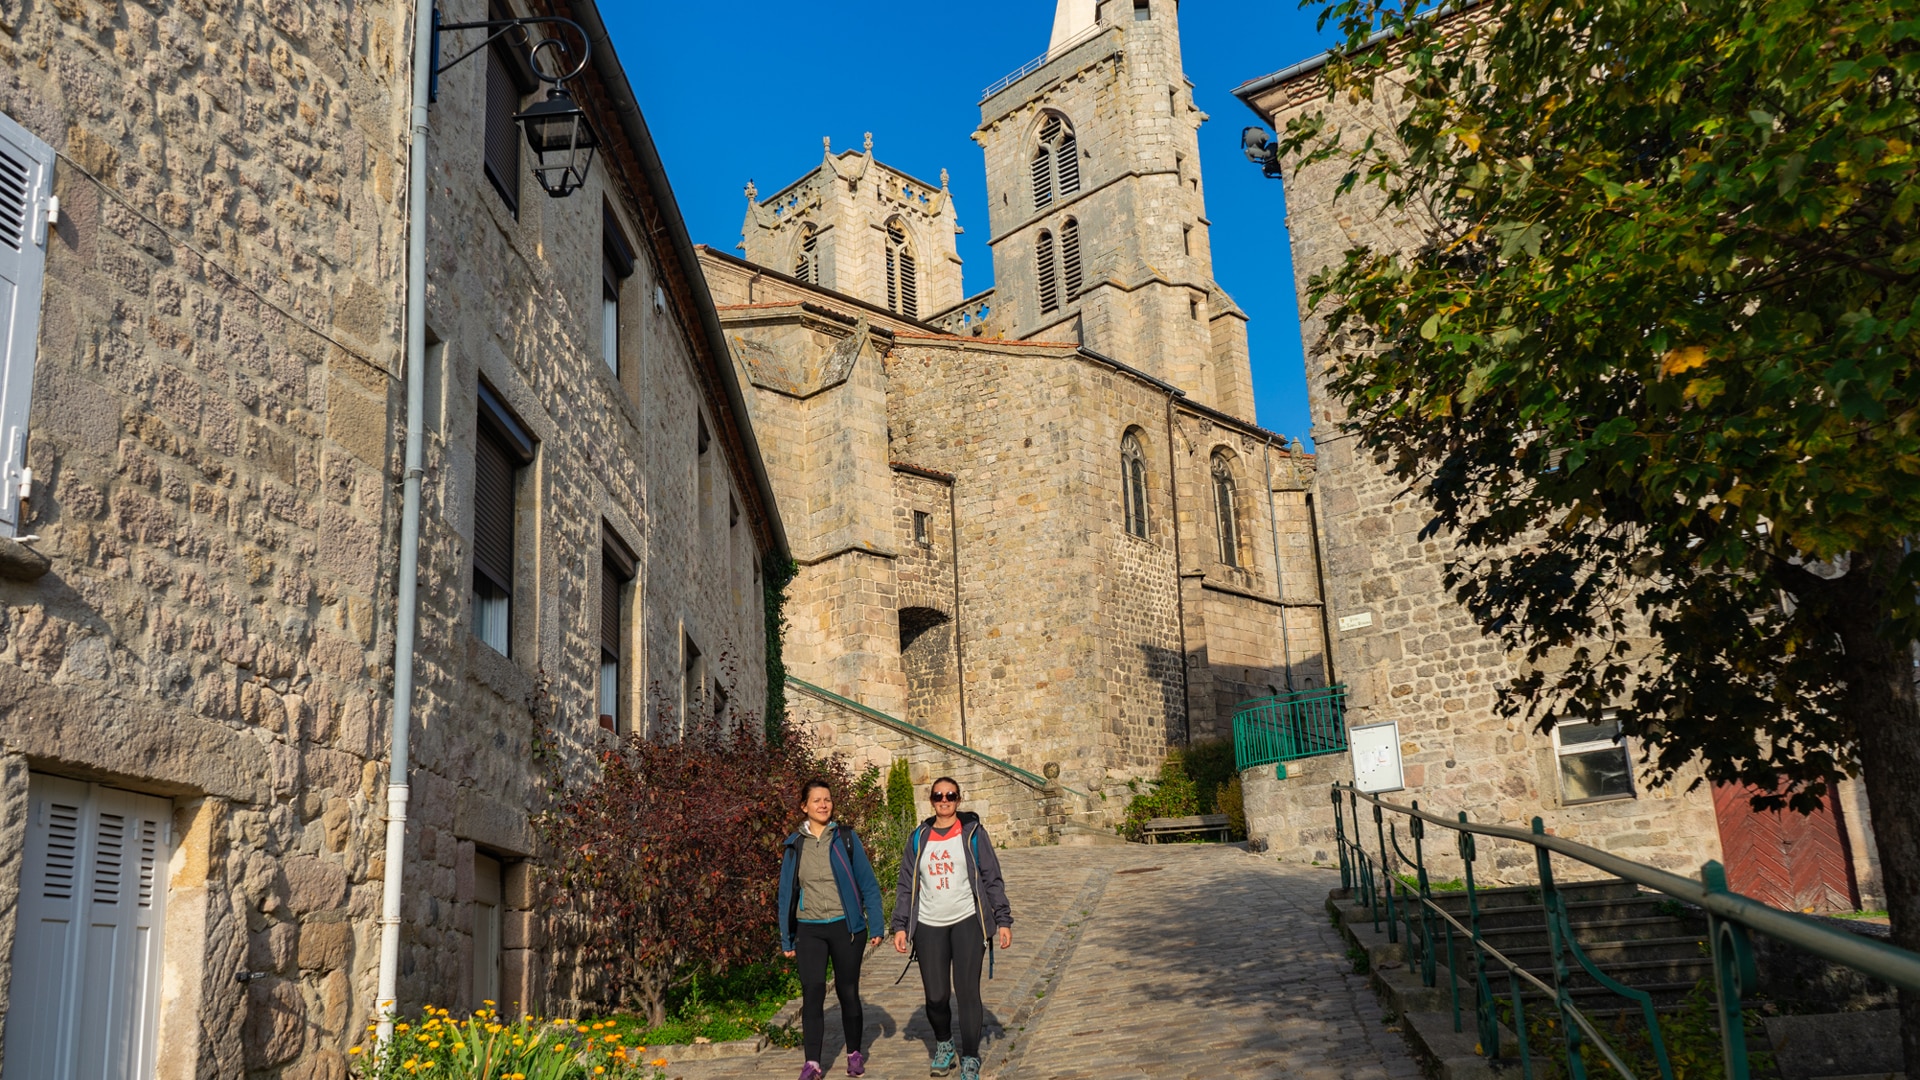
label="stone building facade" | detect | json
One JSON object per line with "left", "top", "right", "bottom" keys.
{"left": 0, "top": 1, "right": 785, "bottom": 1076}
{"left": 1234, "top": 38, "right": 1884, "bottom": 904}
{"left": 705, "top": 0, "right": 1330, "bottom": 823}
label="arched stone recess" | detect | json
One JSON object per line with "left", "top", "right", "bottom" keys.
{"left": 898, "top": 606, "right": 959, "bottom": 740}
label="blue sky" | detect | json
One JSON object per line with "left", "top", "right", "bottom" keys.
{"left": 601, "top": 2, "right": 1342, "bottom": 445}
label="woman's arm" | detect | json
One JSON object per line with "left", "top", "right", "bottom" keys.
{"left": 775, "top": 844, "right": 799, "bottom": 954}
{"left": 888, "top": 826, "right": 917, "bottom": 935}
{"left": 850, "top": 831, "right": 886, "bottom": 940}
{"left": 972, "top": 826, "right": 1014, "bottom": 929}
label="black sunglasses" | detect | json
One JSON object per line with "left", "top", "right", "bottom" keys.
{"left": 930, "top": 790, "right": 961, "bottom": 803}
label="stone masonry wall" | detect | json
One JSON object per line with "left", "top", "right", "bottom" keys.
{"left": 0, "top": 1, "right": 777, "bottom": 1074}
{"left": 1238, "top": 67, "right": 1728, "bottom": 879}
{"left": 788, "top": 682, "right": 1066, "bottom": 850}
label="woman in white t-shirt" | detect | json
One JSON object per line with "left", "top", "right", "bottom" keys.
{"left": 889, "top": 778, "right": 1014, "bottom": 1080}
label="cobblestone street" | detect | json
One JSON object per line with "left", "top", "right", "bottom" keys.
{"left": 665, "top": 844, "right": 1423, "bottom": 1080}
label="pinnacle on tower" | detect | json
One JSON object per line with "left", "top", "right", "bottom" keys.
{"left": 1049, "top": 0, "right": 1097, "bottom": 54}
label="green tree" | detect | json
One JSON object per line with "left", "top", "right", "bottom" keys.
{"left": 1282, "top": 0, "right": 1920, "bottom": 1054}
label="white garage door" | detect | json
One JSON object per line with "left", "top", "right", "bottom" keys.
{"left": 3, "top": 774, "right": 170, "bottom": 1080}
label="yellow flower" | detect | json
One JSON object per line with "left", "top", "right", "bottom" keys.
{"left": 512, "top": 1037, "right": 525, "bottom": 1046}
{"left": 652, "top": 1058, "right": 668, "bottom": 1067}
{"left": 428, "top": 1041, "right": 440, "bottom": 1049}
{"left": 452, "top": 1043, "right": 465, "bottom": 1051}
{"left": 348, "top": 1047, "right": 364, "bottom": 1056}
{"left": 484, "top": 1000, "right": 496, "bottom": 1006}
{"left": 396, "top": 1024, "right": 410, "bottom": 1032}
{"left": 605, "top": 1034, "right": 620, "bottom": 1042}
{"left": 595, "top": 1069, "right": 606, "bottom": 1075}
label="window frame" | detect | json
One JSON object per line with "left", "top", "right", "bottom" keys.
{"left": 1122, "top": 432, "right": 1149, "bottom": 539}
{"left": 1211, "top": 452, "right": 1240, "bottom": 567}
{"left": 600, "top": 528, "right": 636, "bottom": 733}
{"left": 0, "top": 109, "right": 54, "bottom": 538}
{"left": 1553, "top": 711, "right": 1638, "bottom": 805}
{"left": 472, "top": 384, "right": 535, "bottom": 657}
{"left": 603, "top": 206, "right": 635, "bottom": 378}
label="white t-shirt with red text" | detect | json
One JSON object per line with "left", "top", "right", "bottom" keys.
{"left": 916, "top": 821, "right": 978, "bottom": 928}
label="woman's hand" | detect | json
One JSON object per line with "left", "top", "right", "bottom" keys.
{"left": 997, "top": 927, "right": 1012, "bottom": 950}
{"left": 893, "top": 931, "right": 909, "bottom": 954}
{"left": 783, "top": 950, "right": 796, "bottom": 959}
{"left": 869, "top": 936, "right": 883, "bottom": 948}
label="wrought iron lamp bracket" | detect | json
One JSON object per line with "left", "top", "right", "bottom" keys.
{"left": 428, "top": 11, "right": 592, "bottom": 103}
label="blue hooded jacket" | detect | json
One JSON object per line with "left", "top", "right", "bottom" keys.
{"left": 777, "top": 823, "right": 886, "bottom": 952}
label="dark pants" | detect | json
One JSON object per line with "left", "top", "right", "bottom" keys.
{"left": 796, "top": 919, "right": 866, "bottom": 1062}
{"left": 913, "top": 914, "right": 987, "bottom": 1058}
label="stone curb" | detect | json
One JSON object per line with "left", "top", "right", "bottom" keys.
{"left": 988, "top": 868, "right": 1115, "bottom": 1080}
{"left": 1327, "top": 889, "right": 1520, "bottom": 1080}
{"left": 645, "top": 1036, "right": 765, "bottom": 1063}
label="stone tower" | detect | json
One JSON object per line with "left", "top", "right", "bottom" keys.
{"left": 973, "top": 0, "right": 1255, "bottom": 417}
{"left": 739, "top": 135, "right": 965, "bottom": 320}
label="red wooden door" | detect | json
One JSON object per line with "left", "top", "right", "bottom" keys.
{"left": 1712, "top": 781, "right": 1860, "bottom": 913}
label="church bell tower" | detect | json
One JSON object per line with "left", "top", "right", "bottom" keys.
{"left": 975, "top": 0, "right": 1255, "bottom": 417}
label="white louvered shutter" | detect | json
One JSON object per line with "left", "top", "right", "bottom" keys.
{"left": 0, "top": 110, "right": 54, "bottom": 537}
{"left": 3, "top": 776, "right": 171, "bottom": 1080}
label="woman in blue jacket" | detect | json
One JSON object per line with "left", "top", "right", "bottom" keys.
{"left": 778, "top": 778, "right": 886, "bottom": 1080}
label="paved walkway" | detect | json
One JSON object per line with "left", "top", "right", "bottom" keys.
{"left": 666, "top": 844, "right": 1422, "bottom": 1080}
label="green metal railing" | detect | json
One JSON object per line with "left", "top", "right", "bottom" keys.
{"left": 1233, "top": 684, "right": 1349, "bottom": 775}
{"left": 1332, "top": 782, "right": 1920, "bottom": 1080}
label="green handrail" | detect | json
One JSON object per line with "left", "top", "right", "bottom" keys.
{"left": 1331, "top": 782, "right": 1920, "bottom": 1080}
{"left": 1233, "top": 684, "right": 1349, "bottom": 772}
{"left": 783, "top": 676, "right": 1086, "bottom": 797}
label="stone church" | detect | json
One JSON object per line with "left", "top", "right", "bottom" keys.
{"left": 698, "top": 0, "right": 1331, "bottom": 819}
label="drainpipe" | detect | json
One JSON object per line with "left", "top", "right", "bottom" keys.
{"left": 1164, "top": 395, "right": 1192, "bottom": 744}
{"left": 947, "top": 480, "right": 969, "bottom": 747}
{"left": 376, "top": 0, "right": 434, "bottom": 1045}
{"left": 1262, "top": 436, "right": 1296, "bottom": 692}
{"left": 1305, "top": 491, "right": 1338, "bottom": 686}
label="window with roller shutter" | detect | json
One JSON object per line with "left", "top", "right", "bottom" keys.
{"left": 0, "top": 109, "right": 54, "bottom": 538}
{"left": 2, "top": 774, "right": 171, "bottom": 1080}
{"left": 473, "top": 386, "right": 534, "bottom": 656}
{"left": 603, "top": 206, "right": 634, "bottom": 376}
{"left": 482, "top": 7, "right": 537, "bottom": 215}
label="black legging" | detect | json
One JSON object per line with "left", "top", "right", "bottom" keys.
{"left": 913, "top": 915, "right": 987, "bottom": 1058}
{"left": 796, "top": 919, "right": 866, "bottom": 1062}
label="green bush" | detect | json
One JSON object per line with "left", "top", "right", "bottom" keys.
{"left": 885, "top": 757, "right": 914, "bottom": 817}
{"left": 1119, "top": 750, "right": 1199, "bottom": 841}
{"left": 1182, "top": 739, "right": 1236, "bottom": 814}
{"left": 1217, "top": 776, "right": 1247, "bottom": 841}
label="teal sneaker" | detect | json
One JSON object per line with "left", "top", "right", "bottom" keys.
{"left": 960, "top": 1056, "right": 982, "bottom": 1080}
{"left": 928, "top": 1040, "right": 957, "bottom": 1077}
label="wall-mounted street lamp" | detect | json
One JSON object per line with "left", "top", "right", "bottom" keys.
{"left": 1242, "top": 126, "right": 1283, "bottom": 180}
{"left": 429, "top": 11, "right": 600, "bottom": 198}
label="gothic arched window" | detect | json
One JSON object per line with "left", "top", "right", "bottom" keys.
{"left": 885, "top": 219, "right": 917, "bottom": 317}
{"left": 1037, "top": 229, "right": 1060, "bottom": 315}
{"left": 794, "top": 224, "right": 819, "bottom": 284}
{"left": 1032, "top": 114, "right": 1080, "bottom": 210}
{"left": 1212, "top": 452, "right": 1240, "bottom": 567}
{"left": 1122, "top": 432, "right": 1149, "bottom": 539}
{"left": 1061, "top": 217, "right": 1084, "bottom": 301}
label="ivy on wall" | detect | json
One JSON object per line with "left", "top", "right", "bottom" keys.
{"left": 762, "top": 553, "right": 797, "bottom": 742}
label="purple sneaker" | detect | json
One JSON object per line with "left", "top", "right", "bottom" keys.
{"left": 847, "top": 1050, "right": 868, "bottom": 1076}
{"left": 800, "top": 1063, "right": 824, "bottom": 1080}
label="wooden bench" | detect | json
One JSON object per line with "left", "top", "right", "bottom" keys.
{"left": 1142, "top": 814, "right": 1232, "bottom": 844}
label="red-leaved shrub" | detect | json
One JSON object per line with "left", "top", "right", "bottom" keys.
{"left": 539, "top": 716, "right": 881, "bottom": 1025}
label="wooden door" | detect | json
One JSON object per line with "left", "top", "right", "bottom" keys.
{"left": 1712, "top": 780, "right": 1860, "bottom": 913}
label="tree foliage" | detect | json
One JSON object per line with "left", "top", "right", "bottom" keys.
{"left": 538, "top": 717, "right": 881, "bottom": 1026}
{"left": 1283, "top": 0, "right": 1920, "bottom": 1047}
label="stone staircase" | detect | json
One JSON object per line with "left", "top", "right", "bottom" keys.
{"left": 1418, "top": 878, "right": 1713, "bottom": 1015}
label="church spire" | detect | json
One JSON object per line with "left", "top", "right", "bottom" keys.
{"left": 1048, "top": 0, "right": 1097, "bottom": 54}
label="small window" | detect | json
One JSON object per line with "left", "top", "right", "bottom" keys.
{"left": 913, "top": 510, "right": 931, "bottom": 547}
{"left": 483, "top": 38, "right": 528, "bottom": 213}
{"left": 1190, "top": 297, "right": 1201, "bottom": 320}
{"left": 681, "top": 635, "right": 705, "bottom": 736}
{"left": 601, "top": 532, "right": 635, "bottom": 732}
{"left": 1122, "top": 433, "right": 1149, "bottom": 539}
{"left": 1037, "top": 230, "right": 1059, "bottom": 315}
{"left": 1032, "top": 114, "right": 1079, "bottom": 210}
{"left": 1212, "top": 452, "right": 1239, "bottom": 567}
{"left": 1135, "top": 0, "right": 1152, "bottom": 19}
{"left": 1061, "top": 218, "right": 1083, "bottom": 302}
{"left": 0, "top": 109, "right": 55, "bottom": 538}
{"left": 473, "top": 385, "right": 534, "bottom": 656}
{"left": 794, "top": 223, "right": 820, "bottom": 284}
{"left": 1555, "top": 713, "right": 1636, "bottom": 803}
{"left": 471, "top": 853, "right": 503, "bottom": 1012}
{"left": 1182, "top": 224, "right": 1192, "bottom": 256}
{"left": 603, "top": 207, "right": 634, "bottom": 377}
{"left": 885, "top": 219, "right": 917, "bottom": 318}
